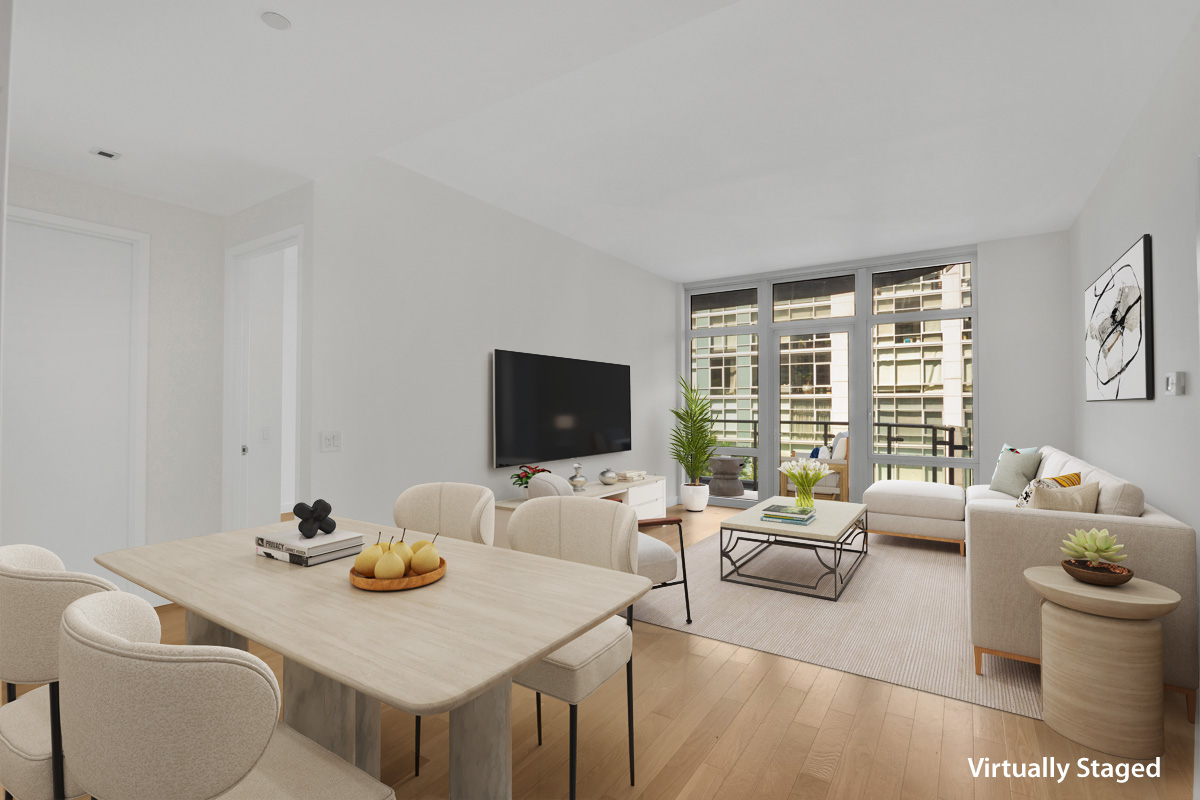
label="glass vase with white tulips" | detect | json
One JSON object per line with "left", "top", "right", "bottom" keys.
{"left": 778, "top": 459, "right": 831, "bottom": 511}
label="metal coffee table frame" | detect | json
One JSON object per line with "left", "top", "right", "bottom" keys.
{"left": 719, "top": 508, "right": 868, "bottom": 601}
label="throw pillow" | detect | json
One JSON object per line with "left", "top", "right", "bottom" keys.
{"left": 997, "top": 443, "right": 1039, "bottom": 463}
{"left": 989, "top": 450, "right": 1043, "bottom": 497}
{"left": 832, "top": 435, "right": 849, "bottom": 461}
{"left": 1016, "top": 472, "right": 1082, "bottom": 508}
{"left": 1028, "top": 482, "right": 1100, "bottom": 514}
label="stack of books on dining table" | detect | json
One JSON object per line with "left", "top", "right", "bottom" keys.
{"left": 761, "top": 504, "right": 816, "bottom": 526}
{"left": 255, "top": 526, "right": 363, "bottom": 567}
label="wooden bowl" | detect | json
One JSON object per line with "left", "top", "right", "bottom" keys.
{"left": 1061, "top": 559, "right": 1133, "bottom": 587}
{"left": 349, "top": 559, "right": 447, "bottom": 591}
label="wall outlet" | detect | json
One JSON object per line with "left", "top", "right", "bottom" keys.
{"left": 1164, "top": 372, "right": 1185, "bottom": 396}
{"left": 320, "top": 430, "right": 342, "bottom": 452}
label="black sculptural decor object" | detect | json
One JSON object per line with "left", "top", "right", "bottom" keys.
{"left": 294, "top": 499, "right": 336, "bottom": 539}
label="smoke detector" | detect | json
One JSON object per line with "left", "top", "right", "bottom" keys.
{"left": 89, "top": 148, "right": 122, "bottom": 160}
{"left": 261, "top": 12, "right": 291, "bottom": 30}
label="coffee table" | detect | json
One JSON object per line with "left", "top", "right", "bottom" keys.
{"left": 719, "top": 496, "right": 868, "bottom": 600}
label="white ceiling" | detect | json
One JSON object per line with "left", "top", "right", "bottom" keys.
{"left": 9, "top": 0, "right": 735, "bottom": 216}
{"left": 12, "top": 1, "right": 1200, "bottom": 282}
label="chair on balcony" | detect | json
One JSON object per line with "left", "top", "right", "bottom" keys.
{"left": 779, "top": 432, "right": 849, "bottom": 502}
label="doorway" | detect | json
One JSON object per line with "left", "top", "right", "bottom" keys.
{"left": 223, "top": 230, "right": 301, "bottom": 530}
{"left": 1, "top": 209, "right": 148, "bottom": 577}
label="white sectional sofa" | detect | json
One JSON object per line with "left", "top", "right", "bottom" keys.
{"left": 966, "top": 446, "right": 1197, "bottom": 719}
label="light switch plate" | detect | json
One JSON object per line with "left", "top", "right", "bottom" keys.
{"left": 320, "top": 430, "right": 342, "bottom": 452}
{"left": 1164, "top": 372, "right": 1185, "bottom": 396}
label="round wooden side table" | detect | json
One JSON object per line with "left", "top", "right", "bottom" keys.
{"left": 1024, "top": 565, "right": 1181, "bottom": 759}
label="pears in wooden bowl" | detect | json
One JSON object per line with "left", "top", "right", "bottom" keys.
{"left": 350, "top": 531, "right": 446, "bottom": 591}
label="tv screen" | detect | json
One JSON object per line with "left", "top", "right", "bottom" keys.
{"left": 493, "top": 350, "right": 632, "bottom": 468}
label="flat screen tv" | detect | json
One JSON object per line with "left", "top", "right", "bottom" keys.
{"left": 493, "top": 350, "right": 632, "bottom": 468}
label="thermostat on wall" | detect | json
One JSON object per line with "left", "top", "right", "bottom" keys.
{"left": 1164, "top": 372, "right": 1185, "bottom": 396}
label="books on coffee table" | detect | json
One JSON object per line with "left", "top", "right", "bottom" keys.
{"left": 761, "top": 504, "right": 816, "bottom": 525}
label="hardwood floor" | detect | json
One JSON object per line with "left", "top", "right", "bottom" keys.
{"left": 7, "top": 504, "right": 1192, "bottom": 799}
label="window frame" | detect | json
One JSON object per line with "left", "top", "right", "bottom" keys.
{"left": 682, "top": 246, "right": 980, "bottom": 506}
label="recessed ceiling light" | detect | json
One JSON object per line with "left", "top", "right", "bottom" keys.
{"left": 261, "top": 12, "right": 291, "bottom": 30}
{"left": 89, "top": 148, "right": 122, "bottom": 160}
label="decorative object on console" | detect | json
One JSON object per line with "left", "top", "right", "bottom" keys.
{"left": 778, "top": 459, "right": 831, "bottom": 511}
{"left": 670, "top": 376, "right": 718, "bottom": 512}
{"left": 617, "top": 470, "right": 647, "bottom": 481}
{"left": 1016, "top": 472, "right": 1081, "bottom": 507}
{"left": 293, "top": 498, "right": 336, "bottom": 538}
{"left": 1084, "top": 234, "right": 1153, "bottom": 401}
{"left": 1060, "top": 527, "right": 1132, "bottom": 586}
{"left": 707, "top": 455, "right": 745, "bottom": 497}
{"left": 511, "top": 465, "right": 550, "bottom": 498}
{"left": 599, "top": 468, "right": 618, "bottom": 485}
{"left": 569, "top": 463, "right": 588, "bottom": 492}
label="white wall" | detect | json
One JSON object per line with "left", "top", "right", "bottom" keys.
{"left": 1067, "top": 21, "right": 1200, "bottom": 524}
{"left": 1061, "top": 15, "right": 1200, "bottom": 786}
{"left": 975, "top": 231, "right": 1074, "bottom": 468}
{"left": 7, "top": 165, "right": 225, "bottom": 543}
{"left": 310, "top": 157, "right": 680, "bottom": 524}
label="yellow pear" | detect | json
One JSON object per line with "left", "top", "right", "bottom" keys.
{"left": 391, "top": 541, "right": 414, "bottom": 574}
{"left": 374, "top": 547, "right": 407, "bottom": 580}
{"left": 354, "top": 533, "right": 386, "bottom": 578}
{"left": 411, "top": 539, "right": 432, "bottom": 553}
{"left": 411, "top": 544, "right": 440, "bottom": 575}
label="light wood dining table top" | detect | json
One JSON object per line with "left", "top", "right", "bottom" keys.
{"left": 96, "top": 517, "right": 651, "bottom": 716}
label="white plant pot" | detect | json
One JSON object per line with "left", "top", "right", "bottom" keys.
{"left": 681, "top": 483, "right": 709, "bottom": 512}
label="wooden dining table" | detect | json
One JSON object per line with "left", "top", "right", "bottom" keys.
{"left": 96, "top": 517, "right": 652, "bottom": 799}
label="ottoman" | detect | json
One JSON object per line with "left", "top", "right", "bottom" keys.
{"left": 862, "top": 480, "right": 966, "bottom": 555}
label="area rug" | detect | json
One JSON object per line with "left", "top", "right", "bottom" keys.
{"left": 632, "top": 531, "right": 1043, "bottom": 718}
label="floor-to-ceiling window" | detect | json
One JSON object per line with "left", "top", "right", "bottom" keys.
{"left": 684, "top": 251, "right": 978, "bottom": 506}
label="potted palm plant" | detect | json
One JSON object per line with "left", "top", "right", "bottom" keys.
{"left": 670, "top": 376, "right": 718, "bottom": 512}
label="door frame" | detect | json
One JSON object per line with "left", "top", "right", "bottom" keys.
{"left": 2, "top": 207, "right": 150, "bottom": 549}
{"left": 222, "top": 226, "right": 304, "bottom": 531}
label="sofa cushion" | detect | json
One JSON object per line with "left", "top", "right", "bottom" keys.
{"left": 1016, "top": 472, "right": 1081, "bottom": 508}
{"left": 863, "top": 480, "right": 965, "bottom": 521}
{"left": 867, "top": 511, "right": 965, "bottom": 542}
{"left": 1029, "top": 482, "right": 1100, "bottom": 513}
{"left": 1035, "top": 446, "right": 1144, "bottom": 517}
{"left": 967, "top": 485, "right": 1015, "bottom": 503}
{"left": 989, "top": 450, "right": 1042, "bottom": 497}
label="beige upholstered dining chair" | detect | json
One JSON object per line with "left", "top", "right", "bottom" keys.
{"left": 529, "top": 473, "right": 692, "bottom": 623}
{"left": 0, "top": 544, "right": 119, "bottom": 800}
{"left": 392, "top": 482, "right": 495, "bottom": 545}
{"left": 508, "top": 496, "right": 639, "bottom": 800}
{"left": 393, "top": 481, "right": 495, "bottom": 775}
{"left": 526, "top": 471, "right": 574, "bottom": 498}
{"left": 58, "top": 591, "right": 394, "bottom": 800}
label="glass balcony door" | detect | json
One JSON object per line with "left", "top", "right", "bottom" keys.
{"left": 778, "top": 329, "right": 852, "bottom": 479}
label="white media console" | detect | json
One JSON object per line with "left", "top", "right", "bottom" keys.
{"left": 493, "top": 475, "right": 667, "bottom": 548}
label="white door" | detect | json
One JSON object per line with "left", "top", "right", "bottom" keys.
{"left": 226, "top": 242, "right": 299, "bottom": 529}
{"left": 1, "top": 213, "right": 147, "bottom": 577}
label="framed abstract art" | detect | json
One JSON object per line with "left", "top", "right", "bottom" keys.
{"left": 1083, "top": 234, "right": 1153, "bottom": 401}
